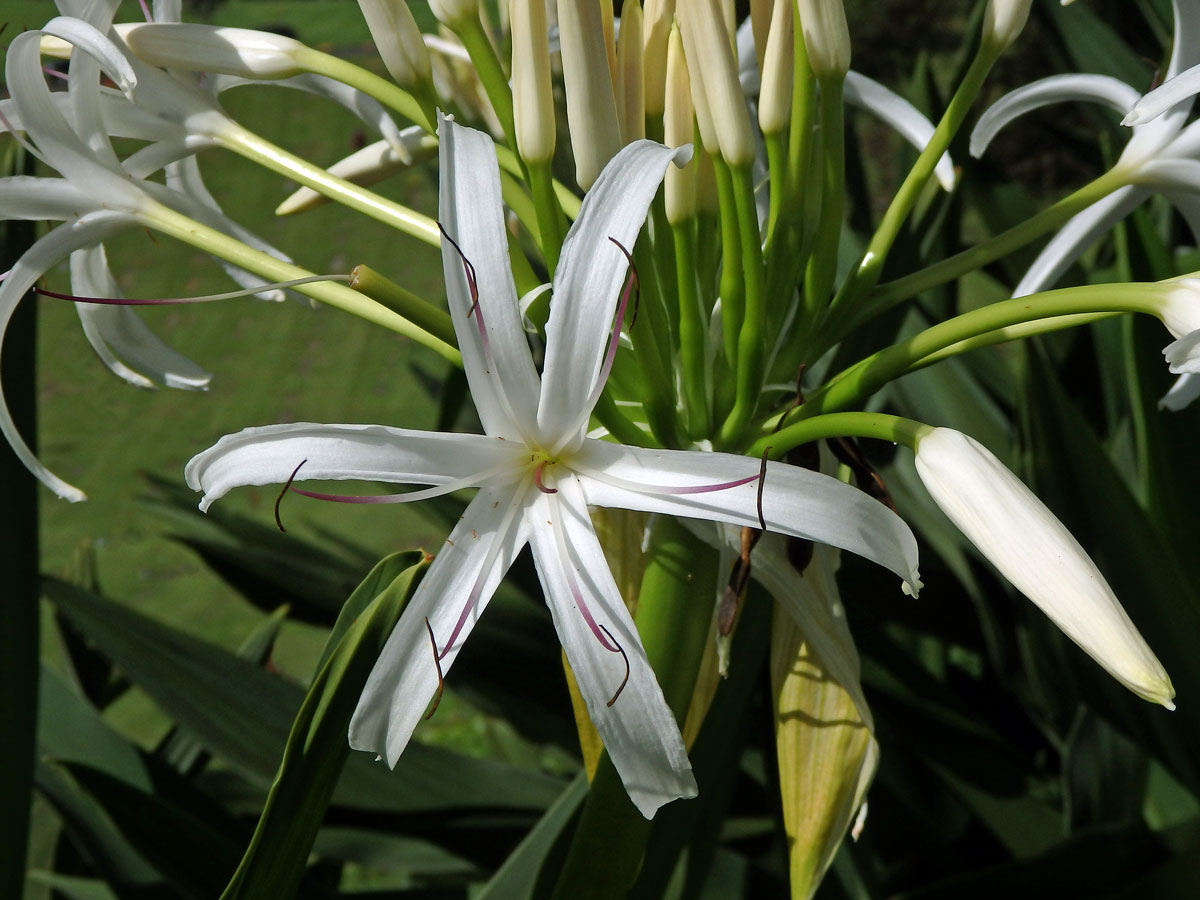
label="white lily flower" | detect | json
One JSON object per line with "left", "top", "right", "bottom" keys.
{"left": 914, "top": 428, "right": 1175, "bottom": 709}
{"left": 970, "top": 0, "right": 1200, "bottom": 404}
{"left": 186, "top": 116, "right": 922, "bottom": 818}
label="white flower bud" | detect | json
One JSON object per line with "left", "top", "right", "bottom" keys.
{"left": 122, "top": 23, "right": 308, "bottom": 79}
{"left": 557, "top": 0, "right": 622, "bottom": 189}
{"left": 616, "top": 0, "right": 645, "bottom": 144}
{"left": 641, "top": 0, "right": 676, "bottom": 117}
{"left": 511, "top": 0, "right": 556, "bottom": 164}
{"left": 796, "top": 0, "right": 850, "bottom": 80}
{"left": 758, "top": 0, "right": 793, "bottom": 135}
{"left": 914, "top": 427, "right": 1175, "bottom": 709}
{"left": 982, "top": 0, "right": 1033, "bottom": 52}
{"left": 357, "top": 0, "right": 432, "bottom": 89}
{"left": 678, "top": 0, "right": 754, "bottom": 166}
{"left": 429, "top": 0, "right": 479, "bottom": 28}
{"left": 664, "top": 22, "right": 695, "bottom": 225}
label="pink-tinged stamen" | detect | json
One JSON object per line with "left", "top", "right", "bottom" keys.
{"left": 577, "top": 464, "right": 761, "bottom": 497}
{"left": 437, "top": 222, "right": 493, "bottom": 363}
{"left": 579, "top": 238, "right": 638, "bottom": 421}
{"left": 546, "top": 490, "right": 621, "bottom": 654}
{"left": 534, "top": 461, "right": 557, "bottom": 494}
{"left": 43, "top": 65, "right": 68, "bottom": 82}
{"left": 285, "top": 458, "right": 518, "bottom": 508}
{"left": 274, "top": 459, "right": 307, "bottom": 532}
{"left": 598, "top": 624, "right": 630, "bottom": 707}
{"left": 439, "top": 482, "right": 528, "bottom": 658}
{"left": 34, "top": 274, "right": 350, "bottom": 306}
{"left": 137, "top": 0, "right": 153, "bottom": 21}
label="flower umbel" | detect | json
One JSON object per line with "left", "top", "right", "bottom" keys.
{"left": 187, "top": 116, "right": 922, "bottom": 818}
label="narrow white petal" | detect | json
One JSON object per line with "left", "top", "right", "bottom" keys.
{"left": 537, "top": 140, "right": 691, "bottom": 449}
{"left": 1159, "top": 373, "right": 1200, "bottom": 410}
{"left": 349, "top": 485, "right": 532, "bottom": 765}
{"left": 844, "top": 71, "right": 955, "bottom": 191}
{"left": 0, "top": 177, "right": 93, "bottom": 221}
{"left": 70, "top": 244, "right": 212, "bottom": 390}
{"left": 971, "top": 74, "right": 1140, "bottom": 158}
{"left": 914, "top": 428, "right": 1174, "bottom": 707}
{"left": 0, "top": 212, "right": 133, "bottom": 501}
{"left": 43, "top": 16, "right": 137, "bottom": 95}
{"left": 277, "top": 133, "right": 435, "bottom": 216}
{"left": 1133, "top": 157, "right": 1200, "bottom": 190}
{"left": 1124, "top": 64, "right": 1200, "bottom": 127}
{"left": 1164, "top": 329, "right": 1200, "bottom": 373}
{"left": 573, "top": 440, "right": 922, "bottom": 596}
{"left": 185, "top": 423, "right": 522, "bottom": 510}
{"left": 527, "top": 479, "right": 696, "bottom": 818}
{"left": 1011, "top": 185, "right": 1145, "bottom": 297}
{"left": 438, "top": 115, "right": 542, "bottom": 440}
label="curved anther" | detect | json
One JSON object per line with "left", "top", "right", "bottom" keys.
{"left": 599, "top": 624, "right": 631, "bottom": 707}
{"left": 756, "top": 447, "right": 770, "bottom": 531}
{"left": 534, "top": 461, "right": 558, "bottom": 494}
{"left": 273, "top": 459, "right": 308, "bottom": 532}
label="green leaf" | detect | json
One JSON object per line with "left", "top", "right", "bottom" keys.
{"left": 25, "top": 873, "right": 120, "bottom": 900}
{"left": 43, "top": 575, "right": 566, "bottom": 815}
{"left": 220, "top": 552, "right": 430, "bottom": 899}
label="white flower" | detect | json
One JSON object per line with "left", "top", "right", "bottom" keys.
{"left": 914, "top": 428, "right": 1174, "bottom": 709}
{"left": 186, "top": 116, "right": 923, "bottom": 818}
{"left": 970, "top": 0, "right": 1200, "bottom": 404}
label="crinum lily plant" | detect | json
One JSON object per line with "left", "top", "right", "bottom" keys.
{"left": 3, "top": 0, "right": 1195, "bottom": 897}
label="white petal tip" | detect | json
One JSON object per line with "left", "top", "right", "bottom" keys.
{"left": 1120, "top": 110, "right": 1143, "bottom": 127}
{"left": 59, "top": 487, "right": 88, "bottom": 504}
{"left": 902, "top": 576, "right": 922, "bottom": 598}
{"left": 1162, "top": 699, "right": 1177, "bottom": 711}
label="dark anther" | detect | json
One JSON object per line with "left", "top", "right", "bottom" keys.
{"left": 772, "top": 364, "right": 808, "bottom": 434}
{"left": 607, "top": 237, "right": 641, "bottom": 328}
{"left": 273, "top": 459, "right": 308, "bottom": 532}
{"left": 424, "top": 617, "right": 445, "bottom": 720}
{"left": 437, "top": 222, "right": 481, "bottom": 317}
{"left": 830, "top": 436, "right": 897, "bottom": 512}
{"left": 756, "top": 447, "right": 770, "bottom": 531}
{"left": 599, "top": 624, "right": 630, "bottom": 707}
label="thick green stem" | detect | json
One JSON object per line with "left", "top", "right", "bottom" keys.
{"left": 144, "top": 202, "right": 461, "bottom": 364}
{"left": 528, "top": 160, "right": 566, "bottom": 275}
{"left": 453, "top": 16, "right": 517, "bottom": 146}
{"left": 763, "top": 131, "right": 788, "bottom": 247}
{"left": 712, "top": 156, "right": 743, "bottom": 369}
{"left": 868, "top": 167, "right": 1130, "bottom": 311}
{"left": 349, "top": 265, "right": 457, "bottom": 347}
{"left": 218, "top": 124, "right": 440, "bottom": 246}
{"left": 719, "top": 164, "right": 768, "bottom": 447}
{"left": 827, "top": 46, "right": 998, "bottom": 321}
{"left": 766, "top": 282, "right": 1171, "bottom": 429}
{"left": 549, "top": 518, "right": 718, "bottom": 900}
{"left": 803, "top": 77, "right": 845, "bottom": 318}
{"left": 673, "top": 221, "right": 711, "bottom": 439}
{"left": 292, "top": 46, "right": 435, "bottom": 132}
{"left": 748, "top": 411, "right": 929, "bottom": 459}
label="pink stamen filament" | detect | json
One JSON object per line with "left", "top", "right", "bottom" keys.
{"left": 437, "top": 223, "right": 491, "bottom": 358}
{"left": 287, "top": 459, "right": 518, "bottom": 506}
{"left": 33, "top": 274, "right": 350, "bottom": 305}
{"left": 424, "top": 617, "right": 445, "bottom": 720}
{"left": 576, "top": 464, "right": 761, "bottom": 497}
{"left": 534, "top": 462, "right": 557, "bottom": 494}
{"left": 546, "top": 490, "right": 620, "bottom": 654}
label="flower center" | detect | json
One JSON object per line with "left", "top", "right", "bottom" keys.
{"left": 530, "top": 449, "right": 562, "bottom": 493}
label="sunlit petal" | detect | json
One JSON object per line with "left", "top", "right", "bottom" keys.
{"left": 845, "top": 71, "right": 955, "bottom": 191}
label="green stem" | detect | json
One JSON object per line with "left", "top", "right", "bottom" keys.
{"left": 712, "top": 156, "right": 743, "bottom": 369}
{"left": 497, "top": 146, "right": 582, "bottom": 220}
{"left": 548, "top": 518, "right": 718, "bottom": 900}
{"left": 349, "top": 265, "right": 457, "bottom": 347}
{"left": 631, "top": 239, "right": 682, "bottom": 448}
{"left": 748, "top": 411, "right": 930, "bottom": 458}
{"left": 529, "top": 160, "right": 566, "bottom": 275}
{"left": 902, "top": 312, "right": 1118, "bottom": 372}
{"left": 217, "top": 123, "right": 440, "bottom": 246}
{"left": 144, "top": 202, "right": 462, "bottom": 365}
{"left": 453, "top": 17, "right": 517, "bottom": 146}
{"left": 293, "top": 46, "right": 435, "bottom": 132}
{"left": 593, "top": 392, "right": 659, "bottom": 448}
{"left": 719, "top": 164, "right": 767, "bottom": 447}
{"left": 868, "top": 167, "right": 1130, "bottom": 312}
{"left": 766, "top": 282, "right": 1171, "bottom": 429}
{"left": 673, "top": 221, "right": 711, "bottom": 439}
{"left": 828, "top": 45, "right": 998, "bottom": 319}
{"left": 803, "top": 76, "right": 845, "bottom": 317}
{"left": 763, "top": 131, "right": 788, "bottom": 247}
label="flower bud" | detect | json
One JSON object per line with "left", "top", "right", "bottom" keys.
{"left": 758, "top": 0, "right": 793, "bottom": 135}
{"left": 122, "top": 23, "right": 307, "bottom": 79}
{"left": 641, "top": 0, "right": 676, "bottom": 117}
{"left": 357, "top": 0, "right": 432, "bottom": 89}
{"left": 557, "top": 0, "right": 622, "bottom": 189}
{"left": 664, "top": 22, "right": 695, "bottom": 225}
{"left": 1159, "top": 279, "right": 1200, "bottom": 374}
{"left": 428, "top": 0, "right": 479, "bottom": 29}
{"left": 511, "top": 0, "right": 556, "bottom": 163}
{"left": 914, "top": 427, "right": 1175, "bottom": 708}
{"left": 678, "top": 0, "right": 754, "bottom": 166}
{"left": 796, "top": 0, "right": 850, "bottom": 80}
{"left": 982, "top": 0, "right": 1032, "bottom": 53}
{"left": 616, "top": 0, "right": 645, "bottom": 144}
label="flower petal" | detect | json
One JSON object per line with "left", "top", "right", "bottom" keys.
{"left": 527, "top": 477, "right": 696, "bottom": 818}
{"left": 349, "top": 484, "right": 532, "bottom": 765}
{"left": 70, "top": 244, "right": 212, "bottom": 390}
{"left": 1124, "top": 62, "right": 1200, "bottom": 127}
{"left": 0, "top": 211, "right": 133, "bottom": 501}
{"left": 1164, "top": 329, "right": 1200, "bottom": 373}
{"left": 573, "top": 440, "right": 922, "bottom": 596}
{"left": 537, "top": 140, "right": 690, "bottom": 449}
{"left": 0, "top": 177, "right": 94, "bottom": 221}
{"left": 844, "top": 71, "right": 955, "bottom": 192}
{"left": 971, "top": 74, "right": 1141, "bottom": 158}
{"left": 438, "top": 115, "right": 542, "bottom": 440}
{"left": 1011, "top": 185, "right": 1145, "bottom": 297}
{"left": 914, "top": 428, "right": 1174, "bottom": 708}
{"left": 1160, "top": 373, "right": 1200, "bottom": 411}
{"left": 185, "top": 423, "right": 521, "bottom": 511}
